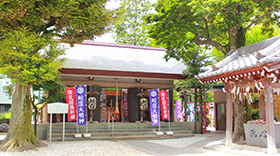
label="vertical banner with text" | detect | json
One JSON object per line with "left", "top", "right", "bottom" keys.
{"left": 159, "top": 90, "right": 169, "bottom": 120}
{"left": 149, "top": 89, "right": 159, "bottom": 126}
{"left": 66, "top": 88, "right": 77, "bottom": 121}
{"left": 175, "top": 100, "right": 182, "bottom": 119}
{"left": 75, "top": 86, "right": 86, "bottom": 125}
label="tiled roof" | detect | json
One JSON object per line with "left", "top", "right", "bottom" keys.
{"left": 198, "top": 35, "right": 280, "bottom": 80}
{"left": 60, "top": 41, "right": 186, "bottom": 75}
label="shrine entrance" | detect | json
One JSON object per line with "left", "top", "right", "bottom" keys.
{"left": 101, "top": 88, "right": 129, "bottom": 122}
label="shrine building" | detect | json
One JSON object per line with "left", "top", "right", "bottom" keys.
{"left": 41, "top": 41, "right": 187, "bottom": 123}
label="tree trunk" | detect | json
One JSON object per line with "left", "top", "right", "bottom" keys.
{"left": 199, "top": 88, "right": 203, "bottom": 134}
{"left": 194, "top": 87, "right": 197, "bottom": 134}
{"left": 33, "top": 107, "right": 38, "bottom": 137}
{"left": 232, "top": 93, "right": 247, "bottom": 142}
{"left": 0, "top": 83, "right": 45, "bottom": 152}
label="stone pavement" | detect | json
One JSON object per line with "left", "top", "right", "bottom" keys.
{"left": 1, "top": 132, "right": 280, "bottom": 156}
{"left": 119, "top": 133, "right": 280, "bottom": 156}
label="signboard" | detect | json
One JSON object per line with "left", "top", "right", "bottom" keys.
{"left": 47, "top": 102, "right": 68, "bottom": 114}
{"left": 65, "top": 88, "right": 77, "bottom": 121}
{"left": 47, "top": 102, "right": 68, "bottom": 142}
{"left": 175, "top": 100, "right": 182, "bottom": 119}
{"left": 149, "top": 89, "right": 159, "bottom": 126}
{"left": 88, "top": 97, "right": 97, "bottom": 110}
{"left": 76, "top": 86, "right": 86, "bottom": 125}
{"left": 159, "top": 90, "right": 169, "bottom": 120}
{"left": 140, "top": 98, "right": 148, "bottom": 110}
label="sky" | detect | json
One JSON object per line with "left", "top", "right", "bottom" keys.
{"left": 94, "top": 0, "right": 157, "bottom": 43}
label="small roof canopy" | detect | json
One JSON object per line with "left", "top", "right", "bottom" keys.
{"left": 197, "top": 35, "right": 280, "bottom": 84}
{"left": 196, "top": 36, "right": 280, "bottom": 153}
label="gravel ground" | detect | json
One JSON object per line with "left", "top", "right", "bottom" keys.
{"left": 0, "top": 134, "right": 224, "bottom": 156}
{"left": 0, "top": 140, "right": 154, "bottom": 156}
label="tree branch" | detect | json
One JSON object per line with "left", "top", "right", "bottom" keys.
{"left": 244, "top": 9, "right": 273, "bottom": 32}
{"left": 193, "top": 34, "right": 227, "bottom": 55}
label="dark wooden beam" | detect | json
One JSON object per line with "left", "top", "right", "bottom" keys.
{"left": 60, "top": 68, "right": 187, "bottom": 80}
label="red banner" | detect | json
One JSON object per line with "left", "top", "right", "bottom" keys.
{"left": 65, "top": 88, "right": 77, "bottom": 121}
{"left": 159, "top": 90, "right": 169, "bottom": 120}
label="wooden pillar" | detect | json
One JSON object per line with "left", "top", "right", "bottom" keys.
{"left": 264, "top": 78, "right": 277, "bottom": 153}
{"left": 183, "top": 90, "right": 188, "bottom": 122}
{"left": 225, "top": 84, "right": 233, "bottom": 146}
{"left": 259, "top": 91, "right": 266, "bottom": 120}
{"left": 115, "top": 78, "right": 119, "bottom": 113}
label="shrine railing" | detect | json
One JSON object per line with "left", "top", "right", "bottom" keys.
{"left": 104, "top": 105, "right": 114, "bottom": 138}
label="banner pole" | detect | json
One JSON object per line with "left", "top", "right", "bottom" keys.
{"left": 75, "top": 86, "right": 79, "bottom": 134}
{"left": 85, "top": 85, "right": 88, "bottom": 134}
{"left": 168, "top": 90, "right": 171, "bottom": 131}
{"left": 158, "top": 89, "right": 161, "bottom": 132}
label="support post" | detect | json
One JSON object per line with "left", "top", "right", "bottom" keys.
{"left": 225, "top": 84, "right": 233, "bottom": 146}
{"left": 183, "top": 90, "right": 188, "bottom": 122}
{"left": 264, "top": 79, "right": 277, "bottom": 154}
{"left": 115, "top": 78, "right": 119, "bottom": 114}
{"left": 259, "top": 92, "right": 266, "bottom": 120}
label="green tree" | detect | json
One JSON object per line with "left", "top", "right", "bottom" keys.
{"left": 0, "top": 0, "right": 113, "bottom": 45}
{"left": 0, "top": 0, "right": 113, "bottom": 151}
{"left": 146, "top": 0, "right": 280, "bottom": 141}
{"left": 245, "top": 24, "right": 280, "bottom": 46}
{"left": 113, "top": 0, "right": 154, "bottom": 45}
{"left": 0, "top": 28, "right": 65, "bottom": 151}
{"left": 146, "top": 0, "right": 279, "bottom": 55}
{"left": 32, "top": 77, "right": 66, "bottom": 138}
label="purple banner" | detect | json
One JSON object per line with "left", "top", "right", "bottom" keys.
{"left": 75, "top": 86, "right": 86, "bottom": 125}
{"left": 149, "top": 89, "right": 159, "bottom": 126}
{"left": 175, "top": 100, "right": 182, "bottom": 119}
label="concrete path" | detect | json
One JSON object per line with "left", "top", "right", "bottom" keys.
{"left": 120, "top": 140, "right": 200, "bottom": 156}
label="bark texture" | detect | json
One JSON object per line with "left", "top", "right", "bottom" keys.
{"left": 232, "top": 94, "right": 247, "bottom": 142}
{"left": 0, "top": 83, "right": 45, "bottom": 152}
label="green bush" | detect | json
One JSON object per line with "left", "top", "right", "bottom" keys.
{"left": 252, "top": 108, "right": 259, "bottom": 120}
{"left": 0, "top": 112, "right": 11, "bottom": 119}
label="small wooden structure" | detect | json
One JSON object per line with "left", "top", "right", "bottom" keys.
{"left": 196, "top": 36, "right": 280, "bottom": 153}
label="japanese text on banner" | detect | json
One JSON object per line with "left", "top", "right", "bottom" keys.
{"left": 159, "top": 90, "right": 169, "bottom": 120}
{"left": 75, "top": 86, "right": 86, "bottom": 125}
{"left": 65, "top": 88, "right": 77, "bottom": 121}
{"left": 149, "top": 89, "right": 159, "bottom": 126}
{"left": 175, "top": 100, "right": 182, "bottom": 119}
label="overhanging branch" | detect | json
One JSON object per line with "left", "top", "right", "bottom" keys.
{"left": 244, "top": 9, "right": 273, "bottom": 32}
{"left": 193, "top": 34, "right": 227, "bottom": 55}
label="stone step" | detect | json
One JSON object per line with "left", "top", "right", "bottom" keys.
{"left": 45, "top": 122, "right": 193, "bottom": 142}
{"left": 47, "top": 133, "right": 195, "bottom": 142}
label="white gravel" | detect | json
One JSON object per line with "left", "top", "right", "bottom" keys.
{"left": 0, "top": 140, "right": 154, "bottom": 156}
{"left": 0, "top": 134, "right": 225, "bottom": 156}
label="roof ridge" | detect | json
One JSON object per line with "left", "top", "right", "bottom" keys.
{"left": 81, "top": 40, "right": 166, "bottom": 51}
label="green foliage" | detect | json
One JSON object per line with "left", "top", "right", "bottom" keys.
{"left": 0, "top": 0, "right": 113, "bottom": 45}
{"left": 0, "top": 112, "right": 11, "bottom": 119}
{"left": 0, "top": 28, "right": 65, "bottom": 85}
{"left": 146, "top": 0, "right": 280, "bottom": 55}
{"left": 33, "top": 77, "right": 66, "bottom": 104}
{"left": 245, "top": 24, "right": 280, "bottom": 46}
{"left": 113, "top": 0, "right": 154, "bottom": 46}
{"left": 251, "top": 108, "right": 260, "bottom": 120}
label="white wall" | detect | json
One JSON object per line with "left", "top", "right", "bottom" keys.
{"left": 0, "top": 76, "right": 12, "bottom": 104}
